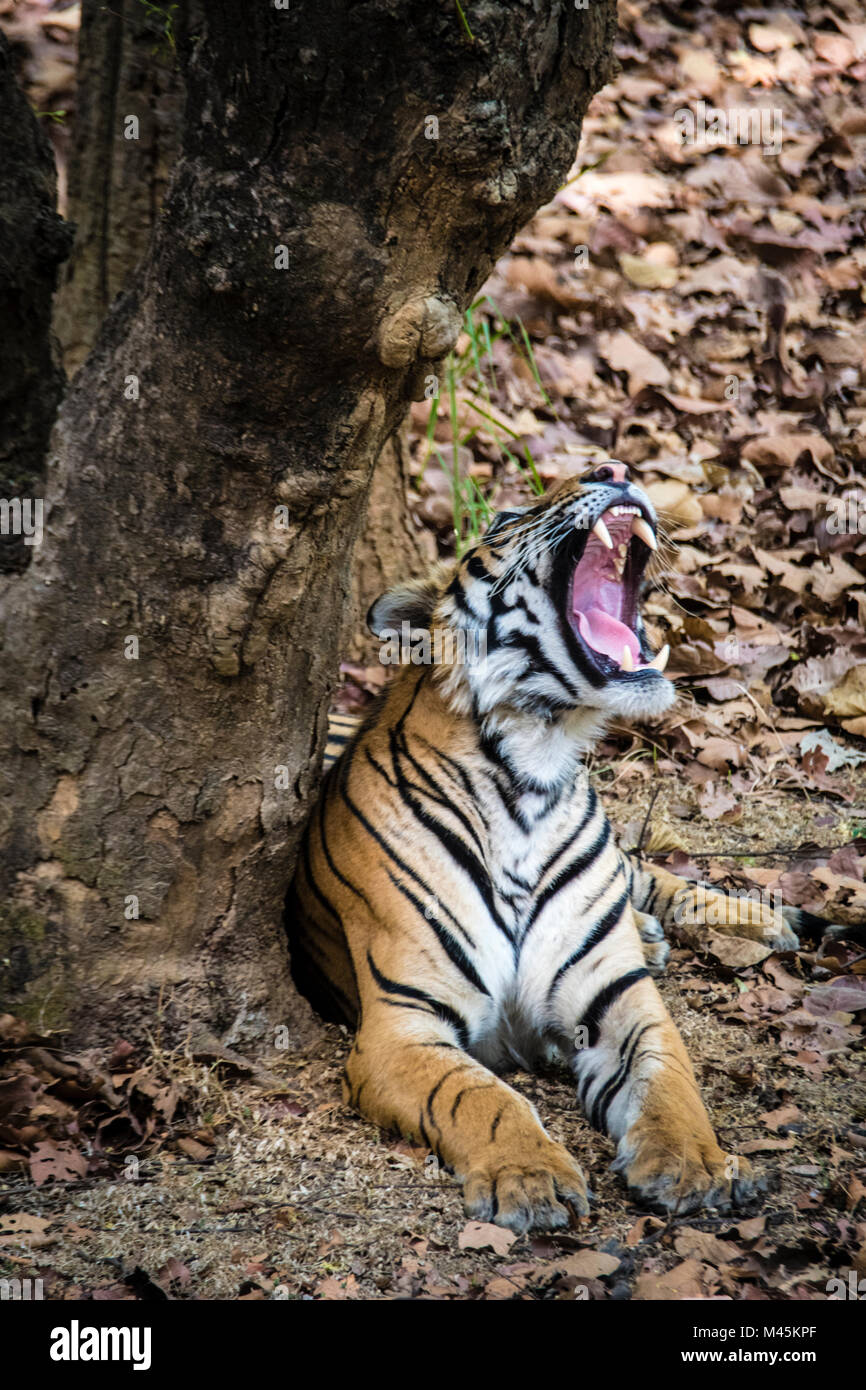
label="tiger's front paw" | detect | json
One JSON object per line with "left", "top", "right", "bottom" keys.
{"left": 634, "top": 911, "right": 670, "bottom": 973}
{"left": 764, "top": 913, "right": 799, "bottom": 952}
{"left": 463, "top": 1142, "right": 590, "bottom": 1234}
{"left": 642, "top": 938, "right": 671, "bottom": 975}
{"left": 614, "top": 1130, "right": 755, "bottom": 1214}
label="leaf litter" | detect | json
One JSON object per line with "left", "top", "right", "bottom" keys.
{"left": 2, "top": 0, "right": 865, "bottom": 1299}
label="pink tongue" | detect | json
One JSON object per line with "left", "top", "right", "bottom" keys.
{"left": 576, "top": 607, "right": 640, "bottom": 665}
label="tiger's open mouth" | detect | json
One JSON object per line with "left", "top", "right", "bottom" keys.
{"left": 569, "top": 504, "right": 669, "bottom": 677}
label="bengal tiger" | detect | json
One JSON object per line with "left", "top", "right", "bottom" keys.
{"left": 287, "top": 462, "right": 836, "bottom": 1232}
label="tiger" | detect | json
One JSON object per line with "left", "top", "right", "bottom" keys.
{"left": 287, "top": 461, "right": 837, "bottom": 1233}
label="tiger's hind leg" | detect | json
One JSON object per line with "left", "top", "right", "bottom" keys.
{"left": 545, "top": 910, "right": 754, "bottom": 1214}
{"left": 344, "top": 994, "right": 590, "bottom": 1233}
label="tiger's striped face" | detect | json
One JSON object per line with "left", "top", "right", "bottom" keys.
{"left": 371, "top": 463, "right": 675, "bottom": 726}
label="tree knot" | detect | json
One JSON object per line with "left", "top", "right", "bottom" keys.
{"left": 376, "top": 294, "right": 462, "bottom": 369}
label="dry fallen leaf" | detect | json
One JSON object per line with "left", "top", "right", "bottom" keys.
{"left": 557, "top": 169, "right": 673, "bottom": 217}
{"left": 597, "top": 330, "right": 671, "bottom": 395}
{"left": 697, "top": 782, "right": 741, "bottom": 822}
{"left": 757, "top": 1104, "right": 803, "bottom": 1132}
{"left": 458, "top": 1221, "right": 517, "bottom": 1256}
{"left": 696, "top": 932, "right": 774, "bottom": 969}
{"left": 633, "top": 1258, "right": 712, "bottom": 1300}
{"left": 29, "top": 1140, "right": 88, "bottom": 1187}
{"left": 0, "top": 1212, "right": 56, "bottom": 1248}
{"left": 737, "top": 1216, "right": 767, "bottom": 1240}
{"left": 619, "top": 252, "right": 678, "bottom": 289}
{"left": 550, "top": 1250, "right": 620, "bottom": 1279}
{"left": 740, "top": 1136, "right": 797, "bottom": 1155}
{"left": 673, "top": 1227, "right": 739, "bottom": 1263}
{"left": 823, "top": 666, "right": 866, "bottom": 718}
{"left": 645, "top": 479, "right": 703, "bottom": 528}
{"left": 741, "top": 433, "right": 834, "bottom": 471}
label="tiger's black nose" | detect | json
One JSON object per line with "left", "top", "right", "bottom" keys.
{"left": 589, "top": 462, "right": 630, "bottom": 485}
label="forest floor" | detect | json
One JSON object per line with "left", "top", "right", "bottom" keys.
{"left": 2, "top": 0, "right": 866, "bottom": 1299}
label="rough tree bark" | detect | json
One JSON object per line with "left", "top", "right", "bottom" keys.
{"left": 347, "top": 428, "right": 434, "bottom": 664}
{"left": 0, "top": 0, "right": 616, "bottom": 1047}
{"left": 0, "top": 31, "right": 72, "bottom": 573}
{"left": 52, "top": 0, "right": 184, "bottom": 374}
{"left": 53, "top": 0, "right": 434, "bottom": 658}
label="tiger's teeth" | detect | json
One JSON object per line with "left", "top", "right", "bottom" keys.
{"left": 592, "top": 517, "right": 613, "bottom": 549}
{"left": 632, "top": 517, "right": 657, "bottom": 551}
{"left": 621, "top": 646, "right": 634, "bottom": 672}
{"left": 646, "top": 644, "right": 670, "bottom": 673}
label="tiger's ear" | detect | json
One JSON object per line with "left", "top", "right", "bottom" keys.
{"left": 367, "top": 567, "right": 452, "bottom": 637}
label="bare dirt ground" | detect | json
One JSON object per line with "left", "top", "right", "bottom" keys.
{"left": 1, "top": 770, "right": 864, "bottom": 1302}
{"left": 1, "top": 0, "right": 865, "bottom": 1300}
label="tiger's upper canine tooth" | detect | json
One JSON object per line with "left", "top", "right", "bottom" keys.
{"left": 646, "top": 643, "right": 670, "bottom": 673}
{"left": 621, "top": 645, "right": 634, "bottom": 672}
{"left": 592, "top": 517, "right": 613, "bottom": 549}
{"left": 632, "top": 516, "right": 657, "bottom": 551}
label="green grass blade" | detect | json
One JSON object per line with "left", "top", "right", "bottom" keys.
{"left": 454, "top": 0, "right": 475, "bottom": 41}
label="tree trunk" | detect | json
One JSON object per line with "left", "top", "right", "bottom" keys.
{"left": 52, "top": 0, "right": 185, "bottom": 374}
{"left": 347, "top": 427, "right": 435, "bottom": 665}
{"left": 0, "top": 31, "right": 72, "bottom": 574}
{"left": 0, "top": 0, "right": 616, "bottom": 1047}
{"left": 54, "top": 0, "right": 429, "bottom": 664}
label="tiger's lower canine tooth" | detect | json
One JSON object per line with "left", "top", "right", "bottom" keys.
{"left": 646, "top": 643, "right": 670, "bottom": 672}
{"left": 632, "top": 517, "right": 657, "bottom": 551}
{"left": 592, "top": 517, "right": 613, "bottom": 549}
{"left": 621, "top": 646, "right": 634, "bottom": 672}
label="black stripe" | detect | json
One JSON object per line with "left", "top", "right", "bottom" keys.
{"left": 390, "top": 729, "right": 487, "bottom": 862}
{"left": 450, "top": 1081, "right": 497, "bottom": 1122}
{"left": 426, "top": 1066, "right": 471, "bottom": 1125}
{"left": 298, "top": 824, "right": 343, "bottom": 926}
{"left": 418, "top": 1111, "right": 434, "bottom": 1152}
{"left": 367, "top": 952, "right": 469, "bottom": 1048}
{"left": 466, "top": 552, "right": 494, "bottom": 583}
{"left": 498, "top": 628, "right": 583, "bottom": 704}
{"left": 419, "top": 739, "right": 479, "bottom": 803}
{"left": 477, "top": 730, "right": 537, "bottom": 831}
{"left": 524, "top": 820, "right": 611, "bottom": 940}
{"left": 340, "top": 777, "right": 474, "bottom": 947}
{"left": 317, "top": 792, "right": 373, "bottom": 909}
{"left": 537, "top": 785, "right": 599, "bottom": 881}
{"left": 623, "top": 854, "right": 635, "bottom": 898}
{"left": 589, "top": 1022, "right": 655, "bottom": 1131}
{"left": 446, "top": 572, "right": 484, "bottom": 624}
{"left": 364, "top": 747, "right": 398, "bottom": 788}
{"left": 511, "top": 592, "right": 541, "bottom": 625}
{"left": 386, "top": 871, "right": 490, "bottom": 996}
{"left": 581, "top": 968, "right": 651, "bottom": 1049}
{"left": 548, "top": 889, "right": 630, "bottom": 997}
{"left": 380, "top": 998, "right": 439, "bottom": 1022}
{"left": 392, "top": 775, "right": 514, "bottom": 945}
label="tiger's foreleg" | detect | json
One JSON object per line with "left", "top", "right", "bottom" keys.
{"left": 626, "top": 856, "right": 799, "bottom": 951}
{"left": 344, "top": 986, "right": 589, "bottom": 1233}
{"left": 545, "top": 910, "right": 754, "bottom": 1213}
{"left": 633, "top": 907, "right": 670, "bottom": 974}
